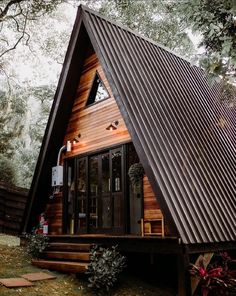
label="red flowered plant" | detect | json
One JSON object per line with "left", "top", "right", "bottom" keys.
{"left": 189, "top": 252, "right": 236, "bottom": 296}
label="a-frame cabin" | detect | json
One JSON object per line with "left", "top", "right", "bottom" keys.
{"left": 23, "top": 5, "right": 235, "bottom": 295}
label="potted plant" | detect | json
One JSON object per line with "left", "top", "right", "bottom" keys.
{"left": 128, "top": 163, "right": 145, "bottom": 193}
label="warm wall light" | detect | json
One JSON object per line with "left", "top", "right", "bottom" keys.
{"left": 73, "top": 133, "right": 81, "bottom": 144}
{"left": 106, "top": 120, "right": 119, "bottom": 131}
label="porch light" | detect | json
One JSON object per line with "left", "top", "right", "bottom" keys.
{"left": 73, "top": 133, "right": 81, "bottom": 144}
{"left": 106, "top": 120, "right": 119, "bottom": 131}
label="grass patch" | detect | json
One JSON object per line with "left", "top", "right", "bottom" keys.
{"left": 0, "top": 244, "right": 175, "bottom": 295}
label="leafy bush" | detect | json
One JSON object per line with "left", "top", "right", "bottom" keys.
{"left": 189, "top": 252, "right": 236, "bottom": 296}
{"left": 24, "top": 233, "right": 49, "bottom": 258}
{"left": 86, "top": 245, "right": 126, "bottom": 293}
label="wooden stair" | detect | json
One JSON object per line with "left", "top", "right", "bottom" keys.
{"left": 43, "top": 251, "right": 90, "bottom": 261}
{"left": 31, "top": 259, "right": 88, "bottom": 273}
{"left": 32, "top": 242, "right": 94, "bottom": 274}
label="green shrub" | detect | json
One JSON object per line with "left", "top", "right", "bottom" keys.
{"left": 0, "top": 154, "right": 16, "bottom": 185}
{"left": 86, "top": 245, "right": 126, "bottom": 293}
{"left": 24, "top": 233, "right": 49, "bottom": 258}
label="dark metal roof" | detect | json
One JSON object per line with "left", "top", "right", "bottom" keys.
{"left": 23, "top": 6, "right": 235, "bottom": 245}
{"left": 81, "top": 7, "right": 235, "bottom": 244}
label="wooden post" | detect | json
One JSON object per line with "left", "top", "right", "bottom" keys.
{"left": 141, "top": 218, "right": 144, "bottom": 236}
{"left": 177, "top": 253, "right": 191, "bottom": 296}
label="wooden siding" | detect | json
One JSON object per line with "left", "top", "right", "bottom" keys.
{"left": 45, "top": 193, "right": 63, "bottom": 235}
{"left": 0, "top": 182, "right": 28, "bottom": 234}
{"left": 63, "top": 48, "right": 131, "bottom": 157}
{"left": 143, "top": 176, "right": 161, "bottom": 219}
{"left": 47, "top": 47, "right": 165, "bottom": 236}
{"left": 143, "top": 176, "right": 164, "bottom": 234}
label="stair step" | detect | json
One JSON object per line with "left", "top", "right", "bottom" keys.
{"left": 32, "top": 259, "right": 88, "bottom": 273}
{"left": 48, "top": 242, "right": 93, "bottom": 252}
{"left": 43, "top": 251, "right": 90, "bottom": 261}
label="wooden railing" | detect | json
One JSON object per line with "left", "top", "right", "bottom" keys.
{"left": 0, "top": 182, "right": 28, "bottom": 235}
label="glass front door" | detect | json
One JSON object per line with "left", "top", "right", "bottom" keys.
{"left": 101, "top": 152, "right": 111, "bottom": 228}
{"left": 77, "top": 158, "right": 87, "bottom": 231}
{"left": 111, "top": 148, "right": 123, "bottom": 230}
{"left": 64, "top": 145, "right": 125, "bottom": 234}
{"left": 88, "top": 147, "right": 124, "bottom": 233}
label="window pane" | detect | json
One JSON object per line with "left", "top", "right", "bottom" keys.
{"left": 95, "top": 80, "right": 109, "bottom": 102}
{"left": 77, "top": 158, "right": 86, "bottom": 230}
{"left": 89, "top": 156, "right": 99, "bottom": 228}
{"left": 102, "top": 153, "right": 110, "bottom": 193}
{"left": 101, "top": 153, "right": 111, "bottom": 228}
{"left": 112, "top": 150, "right": 122, "bottom": 192}
{"left": 113, "top": 196, "right": 122, "bottom": 227}
{"left": 67, "top": 160, "right": 75, "bottom": 234}
{"left": 86, "top": 72, "right": 109, "bottom": 106}
{"left": 101, "top": 196, "right": 111, "bottom": 228}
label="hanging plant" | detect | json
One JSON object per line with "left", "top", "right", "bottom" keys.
{"left": 128, "top": 163, "right": 144, "bottom": 193}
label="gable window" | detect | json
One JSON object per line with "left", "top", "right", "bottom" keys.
{"left": 86, "top": 72, "right": 110, "bottom": 106}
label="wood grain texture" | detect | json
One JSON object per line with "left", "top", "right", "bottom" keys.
{"left": 31, "top": 259, "right": 88, "bottom": 273}
{"left": 143, "top": 176, "right": 164, "bottom": 234}
{"left": 43, "top": 251, "right": 90, "bottom": 261}
{"left": 63, "top": 49, "right": 131, "bottom": 157}
{"left": 44, "top": 193, "right": 62, "bottom": 235}
{"left": 0, "top": 182, "right": 28, "bottom": 234}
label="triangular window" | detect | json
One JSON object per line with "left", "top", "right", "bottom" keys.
{"left": 86, "top": 72, "right": 110, "bottom": 106}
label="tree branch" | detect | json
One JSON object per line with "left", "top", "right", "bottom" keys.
{"left": 0, "top": 38, "right": 9, "bottom": 46}
{"left": 0, "top": 2, "right": 28, "bottom": 58}
{"left": 0, "top": 0, "right": 24, "bottom": 22}
{"left": 0, "top": 67, "right": 12, "bottom": 95}
{"left": 12, "top": 16, "right": 20, "bottom": 32}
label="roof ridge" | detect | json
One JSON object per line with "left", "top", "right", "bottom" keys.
{"left": 79, "top": 4, "right": 192, "bottom": 65}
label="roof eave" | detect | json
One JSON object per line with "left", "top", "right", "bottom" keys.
{"left": 22, "top": 6, "right": 87, "bottom": 233}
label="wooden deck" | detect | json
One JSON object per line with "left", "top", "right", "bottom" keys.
{"left": 47, "top": 234, "right": 181, "bottom": 254}
{"left": 31, "top": 234, "right": 181, "bottom": 275}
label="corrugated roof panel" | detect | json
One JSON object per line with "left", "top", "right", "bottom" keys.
{"left": 83, "top": 8, "right": 236, "bottom": 244}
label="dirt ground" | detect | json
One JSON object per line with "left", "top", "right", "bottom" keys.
{"left": 0, "top": 244, "right": 175, "bottom": 296}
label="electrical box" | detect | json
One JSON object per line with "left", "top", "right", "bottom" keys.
{"left": 52, "top": 166, "right": 63, "bottom": 186}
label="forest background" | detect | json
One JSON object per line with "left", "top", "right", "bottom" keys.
{"left": 0, "top": 0, "right": 235, "bottom": 188}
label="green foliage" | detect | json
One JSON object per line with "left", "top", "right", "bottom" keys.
{"left": 95, "top": 0, "right": 194, "bottom": 59}
{"left": 0, "top": 83, "right": 54, "bottom": 188}
{"left": 0, "top": 86, "right": 27, "bottom": 156}
{"left": 86, "top": 245, "right": 126, "bottom": 293}
{"left": 14, "top": 147, "right": 38, "bottom": 188}
{"left": 128, "top": 163, "right": 144, "bottom": 193}
{"left": 128, "top": 163, "right": 145, "bottom": 186}
{"left": 0, "top": 154, "right": 16, "bottom": 184}
{"left": 28, "top": 0, "right": 65, "bottom": 16}
{"left": 0, "top": 91, "right": 15, "bottom": 156}
{"left": 174, "top": 0, "right": 236, "bottom": 103}
{"left": 24, "top": 233, "right": 49, "bottom": 258}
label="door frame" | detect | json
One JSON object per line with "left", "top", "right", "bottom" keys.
{"left": 63, "top": 143, "right": 129, "bottom": 235}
